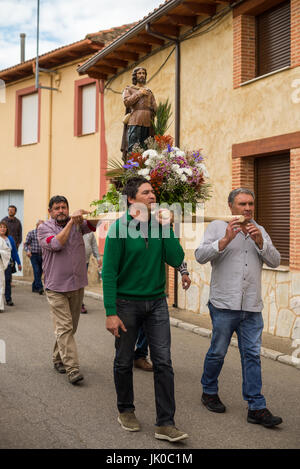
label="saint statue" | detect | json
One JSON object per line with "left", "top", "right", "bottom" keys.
{"left": 121, "top": 67, "right": 157, "bottom": 160}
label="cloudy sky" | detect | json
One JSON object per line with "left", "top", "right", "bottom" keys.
{"left": 0, "top": 0, "right": 164, "bottom": 70}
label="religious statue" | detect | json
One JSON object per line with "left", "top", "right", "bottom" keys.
{"left": 121, "top": 67, "right": 157, "bottom": 160}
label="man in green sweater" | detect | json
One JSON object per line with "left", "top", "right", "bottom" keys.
{"left": 102, "top": 177, "right": 188, "bottom": 443}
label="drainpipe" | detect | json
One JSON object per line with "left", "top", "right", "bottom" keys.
{"left": 145, "top": 23, "right": 180, "bottom": 307}
{"left": 98, "top": 79, "right": 108, "bottom": 255}
{"left": 20, "top": 33, "right": 26, "bottom": 63}
{"left": 47, "top": 73, "right": 53, "bottom": 214}
{"left": 99, "top": 79, "right": 108, "bottom": 199}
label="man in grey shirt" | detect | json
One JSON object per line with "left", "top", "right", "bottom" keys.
{"left": 195, "top": 188, "right": 282, "bottom": 428}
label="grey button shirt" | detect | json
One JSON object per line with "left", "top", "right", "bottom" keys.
{"left": 194, "top": 220, "right": 280, "bottom": 312}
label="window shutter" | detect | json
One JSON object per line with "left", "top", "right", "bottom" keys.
{"left": 255, "top": 153, "right": 290, "bottom": 265}
{"left": 256, "top": 0, "right": 291, "bottom": 76}
{"left": 82, "top": 83, "right": 96, "bottom": 135}
{"left": 21, "top": 93, "right": 38, "bottom": 145}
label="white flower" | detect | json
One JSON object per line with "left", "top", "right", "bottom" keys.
{"left": 175, "top": 150, "right": 186, "bottom": 157}
{"left": 138, "top": 168, "right": 150, "bottom": 176}
{"left": 180, "top": 174, "right": 187, "bottom": 182}
{"left": 145, "top": 175, "right": 150, "bottom": 180}
{"left": 176, "top": 168, "right": 184, "bottom": 175}
{"left": 184, "top": 168, "right": 193, "bottom": 176}
{"left": 143, "top": 149, "right": 158, "bottom": 159}
{"left": 197, "top": 163, "right": 209, "bottom": 178}
{"left": 171, "top": 164, "right": 180, "bottom": 171}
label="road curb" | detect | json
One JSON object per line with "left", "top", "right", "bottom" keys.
{"left": 13, "top": 280, "right": 300, "bottom": 370}
{"left": 169, "top": 318, "right": 300, "bottom": 370}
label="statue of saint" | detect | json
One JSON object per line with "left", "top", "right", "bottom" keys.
{"left": 121, "top": 67, "right": 157, "bottom": 159}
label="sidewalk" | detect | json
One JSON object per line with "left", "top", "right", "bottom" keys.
{"left": 13, "top": 277, "right": 299, "bottom": 370}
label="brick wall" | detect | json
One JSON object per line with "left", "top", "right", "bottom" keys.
{"left": 233, "top": 0, "right": 299, "bottom": 86}
{"left": 232, "top": 156, "right": 255, "bottom": 191}
{"left": 167, "top": 265, "right": 175, "bottom": 307}
{"left": 233, "top": 15, "right": 256, "bottom": 88}
{"left": 290, "top": 148, "right": 300, "bottom": 270}
{"left": 291, "top": 0, "right": 300, "bottom": 67}
{"left": 232, "top": 147, "right": 300, "bottom": 271}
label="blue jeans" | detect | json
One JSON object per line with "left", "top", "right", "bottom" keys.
{"left": 30, "top": 254, "right": 43, "bottom": 292}
{"left": 134, "top": 326, "right": 149, "bottom": 359}
{"left": 114, "top": 297, "right": 175, "bottom": 426}
{"left": 201, "top": 302, "right": 266, "bottom": 410}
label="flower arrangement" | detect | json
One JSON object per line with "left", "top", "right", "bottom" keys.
{"left": 91, "top": 134, "right": 211, "bottom": 215}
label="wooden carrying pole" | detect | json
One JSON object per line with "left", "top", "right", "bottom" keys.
{"left": 83, "top": 213, "right": 245, "bottom": 223}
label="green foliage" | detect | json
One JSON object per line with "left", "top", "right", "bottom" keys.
{"left": 152, "top": 98, "right": 172, "bottom": 136}
{"left": 90, "top": 185, "right": 121, "bottom": 215}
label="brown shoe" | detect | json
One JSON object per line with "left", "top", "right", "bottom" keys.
{"left": 134, "top": 357, "right": 153, "bottom": 372}
{"left": 118, "top": 411, "right": 140, "bottom": 432}
{"left": 155, "top": 426, "right": 189, "bottom": 442}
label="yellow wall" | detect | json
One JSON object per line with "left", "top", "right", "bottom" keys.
{"left": 0, "top": 76, "right": 50, "bottom": 227}
{"left": 0, "top": 63, "right": 100, "bottom": 239}
{"left": 103, "top": 13, "right": 299, "bottom": 218}
{"left": 102, "top": 12, "right": 300, "bottom": 338}
{"left": 180, "top": 13, "right": 299, "bottom": 216}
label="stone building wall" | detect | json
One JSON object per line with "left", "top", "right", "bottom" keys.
{"left": 179, "top": 233, "right": 300, "bottom": 341}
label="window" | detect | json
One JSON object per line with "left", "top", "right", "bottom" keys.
{"left": 233, "top": 0, "right": 294, "bottom": 87}
{"left": 74, "top": 78, "right": 99, "bottom": 136}
{"left": 255, "top": 153, "right": 290, "bottom": 265}
{"left": 82, "top": 83, "right": 96, "bottom": 134}
{"left": 232, "top": 132, "right": 300, "bottom": 268}
{"left": 256, "top": 1, "right": 291, "bottom": 77}
{"left": 21, "top": 93, "right": 38, "bottom": 145}
{"left": 15, "top": 86, "right": 41, "bottom": 147}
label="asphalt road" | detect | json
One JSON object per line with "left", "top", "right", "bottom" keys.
{"left": 0, "top": 284, "right": 299, "bottom": 450}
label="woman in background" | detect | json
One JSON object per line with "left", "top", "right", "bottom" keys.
{"left": 0, "top": 222, "right": 22, "bottom": 308}
{"left": 0, "top": 224, "right": 12, "bottom": 312}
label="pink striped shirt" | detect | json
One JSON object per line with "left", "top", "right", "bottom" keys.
{"left": 38, "top": 218, "right": 96, "bottom": 292}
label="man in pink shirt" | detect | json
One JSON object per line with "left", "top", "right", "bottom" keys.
{"left": 38, "top": 195, "right": 97, "bottom": 384}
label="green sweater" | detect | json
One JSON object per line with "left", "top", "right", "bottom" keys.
{"left": 102, "top": 212, "right": 184, "bottom": 316}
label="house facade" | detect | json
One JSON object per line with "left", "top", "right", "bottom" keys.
{"left": 0, "top": 26, "right": 131, "bottom": 279}
{"left": 78, "top": 0, "right": 300, "bottom": 340}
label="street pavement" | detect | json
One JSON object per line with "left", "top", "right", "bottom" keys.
{"left": 0, "top": 284, "right": 299, "bottom": 450}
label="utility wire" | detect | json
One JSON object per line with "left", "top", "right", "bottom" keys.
{"left": 104, "top": 6, "right": 232, "bottom": 95}
{"left": 104, "top": 46, "right": 176, "bottom": 94}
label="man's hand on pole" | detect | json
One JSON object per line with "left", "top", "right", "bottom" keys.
{"left": 218, "top": 218, "right": 242, "bottom": 251}
{"left": 246, "top": 223, "right": 264, "bottom": 249}
{"left": 70, "top": 209, "right": 91, "bottom": 226}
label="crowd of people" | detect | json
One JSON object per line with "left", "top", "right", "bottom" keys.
{"left": 0, "top": 182, "right": 283, "bottom": 444}
{"left": 0, "top": 204, "right": 102, "bottom": 313}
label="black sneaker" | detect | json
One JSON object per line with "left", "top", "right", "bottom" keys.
{"left": 6, "top": 300, "right": 14, "bottom": 306}
{"left": 201, "top": 393, "right": 226, "bottom": 413}
{"left": 68, "top": 370, "right": 84, "bottom": 385}
{"left": 54, "top": 362, "right": 66, "bottom": 374}
{"left": 247, "top": 408, "right": 282, "bottom": 428}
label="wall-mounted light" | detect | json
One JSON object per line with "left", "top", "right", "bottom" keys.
{"left": 54, "top": 73, "right": 61, "bottom": 88}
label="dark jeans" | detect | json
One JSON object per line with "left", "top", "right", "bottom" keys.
{"left": 30, "top": 254, "right": 43, "bottom": 292}
{"left": 201, "top": 301, "right": 266, "bottom": 410}
{"left": 128, "top": 125, "right": 150, "bottom": 153}
{"left": 134, "top": 326, "right": 148, "bottom": 360}
{"left": 4, "top": 264, "right": 12, "bottom": 302}
{"left": 114, "top": 297, "right": 175, "bottom": 426}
